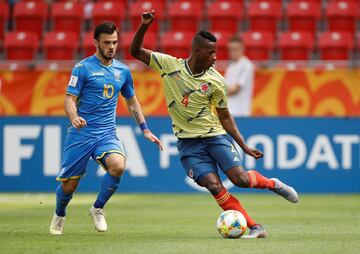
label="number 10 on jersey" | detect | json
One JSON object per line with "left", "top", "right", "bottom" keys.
{"left": 103, "top": 84, "right": 114, "bottom": 99}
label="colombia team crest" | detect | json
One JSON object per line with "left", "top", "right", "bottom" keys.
{"left": 199, "top": 82, "right": 210, "bottom": 93}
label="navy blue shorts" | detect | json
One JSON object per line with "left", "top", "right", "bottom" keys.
{"left": 56, "top": 132, "right": 126, "bottom": 182}
{"left": 177, "top": 135, "right": 242, "bottom": 182}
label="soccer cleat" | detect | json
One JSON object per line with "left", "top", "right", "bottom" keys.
{"left": 271, "top": 178, "right": 299, "bottom": 203}
{"left": 89, "top": 206, "right": 108, "bottom": 232}
{"left": 241, "top": 224, "right": 267, "bottom": 239}
{"left": 49, "top": 213, "right": 65, "bottom": 235}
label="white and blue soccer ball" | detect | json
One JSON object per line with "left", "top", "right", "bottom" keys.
{"left": 216, "top": 210, "right": 247, "bottom": 238}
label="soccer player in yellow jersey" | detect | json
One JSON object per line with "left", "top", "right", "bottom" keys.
{"left": 130, "top": 11, "right": 299, "bottom": 238}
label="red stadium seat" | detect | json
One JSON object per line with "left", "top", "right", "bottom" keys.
{"left": 167, "top": 1, "right": 203, "bottom": 33}
{"left": 207, "top": 1, "right": 243, "bottom": 34}
{"left": 318, "top": 32, "right": 354, "bottom": 60}
{"left": 211, "top": 31, "right": 233, "bottom": 60}
{"left": 43, "top": 31, "right": 78, "bottom": 60}
{"left": 82, "top": 31, "right": 94, "bottom": 57}
{"left": 287, "top": 1, "right": 321, "bottom": 35}
{"left": 4, "top": 31, "right": 38, "bottom": 60}
{"left": 326, "top": 1, "right": 359, "bottom": 36}
{"left": 129, "top": 1, "right": 165, "bottom": 33}
{"left": 248, "top": 1, "right": 282, "bottom": 36}
{"left": 120, "top": 31, "right": 157, "bottom": 60}
{"left": 279, "top": 31, "right": 314, "bottom": 60}
{"left": 13, "top": 1, "right": 48, "bottom": 39}
{"left": 51, "top": 2, "right": 84, "bottom": 34}
{"left": 91, "top": 1, "right": 125, "bottom": 29}
{"left": 241, "top": 31, "right": 274, "bottom": 60}
{"left": 160, "top": 31, "right": 193, "bottom": 59}
{"left": 0, "top": 2, "right": 9, "bottom": 40}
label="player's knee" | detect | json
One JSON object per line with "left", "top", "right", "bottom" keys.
{"left": 234, "top": 171, "right": 250, "bottom": 188}
{"left": 108, "top": 165, "right": 125, "bottom": 178}
{"left": 204, "top": 181, "right": 224, "bottom": 195}
{"left": 62, "top": 180, "right": 78, "bottom": 194}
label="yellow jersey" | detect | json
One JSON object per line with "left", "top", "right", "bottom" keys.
{"left": 149, "top": 52, "right": 228, "bottom": 138}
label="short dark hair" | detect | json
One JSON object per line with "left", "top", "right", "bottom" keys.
{"left": 192, "top": 31, "right": 217, "bottom": 49}
{"left": 197, "top": 31, "right": 217, "bottom": 42}
{"left": 94, "top": 21, "right": 119, "bottom": 40}
{"left": 229, "top": 35, "right": 244, "bottom": 44}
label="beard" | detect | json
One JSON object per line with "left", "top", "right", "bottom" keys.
{"left": 98, "top": 46, "right": 114, "bottom": 61}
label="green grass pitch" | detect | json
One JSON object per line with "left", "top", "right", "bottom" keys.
{"left": 0, "top": 193, "right": 359, "bottom": 254}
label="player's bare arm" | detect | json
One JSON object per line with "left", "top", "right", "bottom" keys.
{"left": 64, "top": 94, "right": 87, "bottom": 129}
{"left": 125, "top": 95, "right": 163, "bottom": 151}
{"left": 227, "top": 84, "right": 241, "bottom": 96}
{"left": 129, "top": 10, "right": 155, "bottom": 65}
{"left": 216, "top": 107, "right": 263, "bottom": 160}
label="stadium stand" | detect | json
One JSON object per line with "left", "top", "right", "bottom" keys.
{"left": 247, "top": 1, "right": 282, "bottom": 36}
{"left": 241, "top": 31, "right": 274, "bottom": 60}
{"left": 91, "top": 1, "right": 126, "bottom": 30}
{"left": 279, "top": 31, "right": 314, "bottom": 60}
{"left": 120, "top": 31, "right": 158, "bottom": 59}
{"left": 43, "top": 31, "right": 78, "bottom": 60}
{"left": 160, "top": 31, "right": 193, "bottom": 59}
{"left": 167, "top": 1, "right": 203, "bottom": 33}
{"left": 129, "top": 0, "right": 165, "bottom": 34}
{"left": 212, "top": 31, "right": 233, "bottom": 60}
{"left": 326, "top": 0, "right": 359, "bottom": 36}
{"left": 207, "top": 0, "right": 243, "bottom": 34}
{"left": 0, "top": 0, "right": 358, "bottom": 63}
{"left": 51, "top": 1, "right": 84, "bottom": 35}
{"left": 0, "top": 2, "right": 8, "bottom": 41}
{"left": 13, "top": 1, "right": 48, "bottom": 39}
{"left": 287, "top": 0, "right": 321, "bottom": 36}
{"left": 4, "top": 31, "right": 38, "bottom": 60}
{"left": 318, "top": 31, "right": 354, "bottom": 60}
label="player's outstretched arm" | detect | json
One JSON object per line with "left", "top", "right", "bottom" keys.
{"left": 64, "top": 94, "right": 87, "bottom": 129}
{"left": 129, "top": 10, "right": 155, "bottom": 65}
{"left": 125, "top": 95, "right": 164, "bottom": 151}
{"left": 216, "top": 107, "right": 263, "bottom": 160}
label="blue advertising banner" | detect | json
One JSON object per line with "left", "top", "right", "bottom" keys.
{"left": 0, "top": 117, "right": 359, "bottom": 193}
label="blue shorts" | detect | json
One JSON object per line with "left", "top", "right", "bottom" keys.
{"left": 56, "top": 131, "right": 126, "bottom": 182}
{"left": 177, "top": 135, "right": 242, "bottom": 182}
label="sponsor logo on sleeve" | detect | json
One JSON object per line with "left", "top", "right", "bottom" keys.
{"left": 68, "top": 75, "right": 78, "bottom": 87}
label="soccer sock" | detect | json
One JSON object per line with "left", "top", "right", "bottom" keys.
{"left": 247, "top": 170, "right": 275, "bottom": 190}
{"left": 55, "top": 184, "right": 73, "bottom": 217}
{"left": 93, "top": 172, "right": 120, "bottom": 209}
{"left": 213, "top": 188, "right": 256, "bottom": 228}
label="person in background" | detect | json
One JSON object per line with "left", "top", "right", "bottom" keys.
{"left": 224, "top": 36, "right": 255, "bottom": 117}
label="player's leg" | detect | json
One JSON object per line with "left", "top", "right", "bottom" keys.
{"left": 90, "top": 135, "right": 126, "bottom": 232}
{"left": 209, "top": 136, "right": 298, "bottom": 203}
{"left": 196, "top": 172, "right": 258, "bottom": 229}
{"left": 50, "top": 133, "right": 94, "bottom": 235}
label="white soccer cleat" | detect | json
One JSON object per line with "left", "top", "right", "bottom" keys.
{"left": 49, "top": 213, "right": 65, "bottom": 235}
{"left": 271, "top": 178, "right": 299, "bottom": 203}
{"left": 89, "top": 206, "right": 108, "bottom": 232}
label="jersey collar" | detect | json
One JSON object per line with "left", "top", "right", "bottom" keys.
{"left": 94, "top": 54, "right": 113, "bottom": 68}
{"left": 184, "top": 59, "right": 206, "bottom": 78}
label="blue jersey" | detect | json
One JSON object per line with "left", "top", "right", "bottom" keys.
{"left": 66, "top": 55, "right": 134, "bottom": 135}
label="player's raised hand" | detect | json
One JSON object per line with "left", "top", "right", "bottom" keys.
{"left": 71, "top": 116, "right": 87, "bottom": 129}
{"left": 143, "top": 129, "right": 164, "bottom": 151}
{"left": 243, "top": 147, "right": 263, "bottom": 160}
{"left": 141, "top": 10, "right": 155, "bottom": 26}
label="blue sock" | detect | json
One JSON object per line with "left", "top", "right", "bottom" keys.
{"left": 55, "top": 185, "right": 73, "bottom": 217}
{"left": 94, "top": 173, "right": 120, "bottom": 209}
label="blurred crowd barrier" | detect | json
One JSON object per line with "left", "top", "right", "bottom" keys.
{"left": 0, "top": 67, "right": 359, "bottom": 116}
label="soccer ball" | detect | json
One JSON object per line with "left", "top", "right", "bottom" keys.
{"left": 216, "top": 210, "right": 247, "bottom": 238}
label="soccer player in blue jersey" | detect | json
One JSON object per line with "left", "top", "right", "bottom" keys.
{"left": 130, "top": 11, "right": 299, "bottom": 238}
{"left": 49, "top": 22, "right": 163, "bottom": 235}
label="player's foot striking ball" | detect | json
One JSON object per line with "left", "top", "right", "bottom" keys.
{"left": 49, "top": 21, "right": 163, "bottom": 235}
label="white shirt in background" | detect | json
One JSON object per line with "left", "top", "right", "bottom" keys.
{"left": 224, "top": 56, "right": 254, "bottom": 117}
